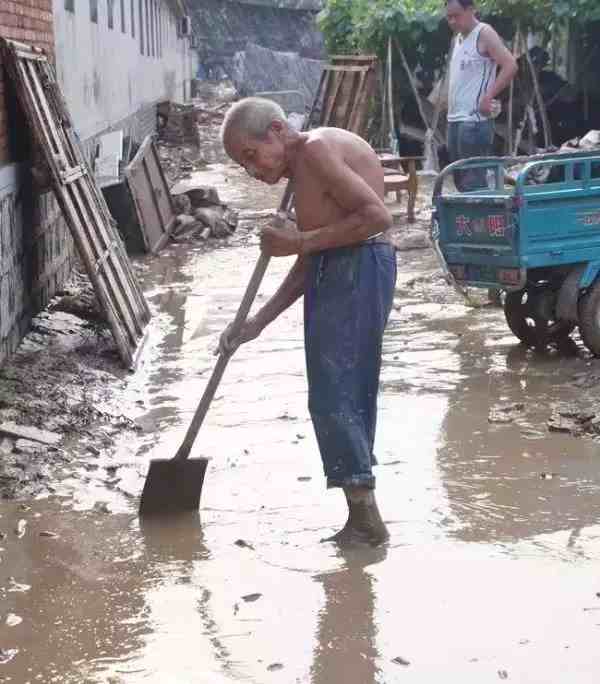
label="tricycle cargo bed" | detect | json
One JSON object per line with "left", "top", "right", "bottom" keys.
{"left": 433, "top": 152, "right": 600, "bottom": 289}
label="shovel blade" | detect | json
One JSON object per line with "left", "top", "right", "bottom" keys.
{"left": 139, "top": 457, "right": 209, "bottom": 517}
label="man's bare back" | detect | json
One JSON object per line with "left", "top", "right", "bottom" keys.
{"left": 292, "top": 128, "right": 385, "bottom": 235}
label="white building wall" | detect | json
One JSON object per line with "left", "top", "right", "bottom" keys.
{"left": 53, "top": 0, "right": 192, "bottom": 142}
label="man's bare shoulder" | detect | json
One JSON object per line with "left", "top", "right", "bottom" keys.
{"left": 478, "top": 22, "right": 502, "bottom": 46}
{"left": 301, "top": 128, "right": 378, "bottom": 166}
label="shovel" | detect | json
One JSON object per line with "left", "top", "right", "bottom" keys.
{"left": 138, "top": 208, "right": 289, "bottom": 516}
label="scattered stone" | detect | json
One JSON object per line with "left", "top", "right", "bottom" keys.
{"left": 0, "top": 421, "right": 61, "bottom": 446}
{"left": 391, "top": 231, "right": 430, "bottom": 252}
{"left": 14, "top": 519, "right": 27, "bottom": 538}
{"left": 174, "top": 214, "right": 200, "bottom": 236}
{"left": 547, "top": 415, "right": 578, "bottom": 434}
{"left": 7, "top": 578, "right": 31, "bottom": 593}
{"left": 170, "top": 182, "right": 221, "bottom": 208}
{"left": 241, "top": 593, "right": 262, "bottom": 602}
{"left": 171, "top": 192, "right": 192, "bottom": 215}
{"left": 87, "top": 445, "right": 101, "bottom": 456}
{"left": 0, "top": 648, "right": 18, "bottom": 664}
{"left": 5, "top": 614, "right": 22, "bottom": 627}
{"left": 239, "top": 209, "right": 276, "bottom": 221}
{"left": 93, "top": 502, "right": 111, "bottom": 514}
{"left": 391, "top": 656, "right": 410, "bottom": 666}
{"left": 488, "top": 411, "right": 514, "bottom": 425}
{"left": 540, "top": 472, "right": 557, "bottom": 480}
{"left": 267, "top": 663, "right": 284, "bottom": 672}
{"left": 489, "top": 402, "right": 525, "bottom": 424}
{"left": 234, "top": 539, "right": 255, "bottom": 550}
{"left": 39, "top": 531, "right": 59, "bottom": 538}
{"left": 194, "top": 206, "right": 221, "bottom": 229}
{"left": 13, "top": 439, "right": 43, "bottom": 455}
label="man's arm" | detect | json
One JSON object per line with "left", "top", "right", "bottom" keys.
{"left": 218, "top": 256, "right": 307, "bottom": 354}
{"left": 479, "top": 25, "right": 518, "bottom": 115}
{"left": 261, "top": 139, "right": 393, "bottom": 257}
{"left": 253, "top": 256, "right": 307, "bottom": 329}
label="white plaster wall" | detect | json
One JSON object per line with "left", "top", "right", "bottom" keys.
{"left": 53, "top": 0, "right": 192, "bottom": 141}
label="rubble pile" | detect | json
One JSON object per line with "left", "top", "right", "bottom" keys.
{"left": 170, "top": 182, "right": 239, "bottom": 242}
{"left": 157, "top": 101, "right": 201, "bottom": 146}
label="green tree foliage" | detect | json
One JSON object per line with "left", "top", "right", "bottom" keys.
{"left": 318, "top": 0, "right": 600, "bottom": 57}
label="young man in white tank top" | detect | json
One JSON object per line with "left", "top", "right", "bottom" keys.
{"left": 445, "top": 0, "right": 517, "bottom": 190}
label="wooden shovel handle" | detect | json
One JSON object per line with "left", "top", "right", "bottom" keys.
{"left": 174, "top": 250, "right": 271, "bottom": 461}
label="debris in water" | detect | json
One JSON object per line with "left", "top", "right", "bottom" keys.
{"left": 296, "top": 433, "right": 305, "bottom": 440}
{"left": 39, "top": 531, "right": 59, "bottom": 538}
{"left": 87, "top": 445, "right": 101, "bottom": 456}
{"left": 267, "top": 663, "right": 284, "bottom": 672}
{"left": 234, "top": 539, "right": 255, "bottom": 550}
{"left": 7, "top": 577, "right": 31, "bottom": 593}
{"left": 540, "top": 472, "right": 558, "bottom": 480}
{"left": 498, "top": 670, "right": 509, "bottom": 680}
{"left": 297, "top": 476, "right": 311, "bottom": 482}
{"left": 233, "top": 603, "right": 239, "bottom": 615}
{"left": 547, "top": 416, "right": 575, "bottom": 433}
{"left": 0, "top": 648, "right": 18, "bottom": 664}
{"left": 5, "top": 613, "right": 22, "bottom": 627}
{"left": 14, "top": 519, "right": 27, "bottom": 538}
{"left": 391, "top": 656, "right": 410, "bottom": 666}
{"left": 242, "top": 593, "right": 262, "bottom": 602}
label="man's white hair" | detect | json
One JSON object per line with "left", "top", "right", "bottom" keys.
{"left": 221, "top": 97, "right": 287, "bottom": 143}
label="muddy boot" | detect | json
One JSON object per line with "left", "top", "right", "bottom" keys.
{"left": 322, "top": 487, "right": 389, "bottom": 546}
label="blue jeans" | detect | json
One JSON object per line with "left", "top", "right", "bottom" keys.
{"left": 304, "top": 241, "right": 396, "bottom": 489}
{"left": 447, "top": 120, "right": 494, "bottom": 191}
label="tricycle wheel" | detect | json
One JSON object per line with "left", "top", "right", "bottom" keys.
{"left": 504, "top": 288, "right": 574, "bottom": 348}
{"left": 578, "top": 279, "right": 600, "bottom": 356}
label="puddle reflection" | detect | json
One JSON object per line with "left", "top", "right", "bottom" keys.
{"left": 311, "top": 545, "right": 387, "bottom": 684}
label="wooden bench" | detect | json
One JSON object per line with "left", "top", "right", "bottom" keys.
{"left": 378, "top": 153, "right": 423, "bottom": 223}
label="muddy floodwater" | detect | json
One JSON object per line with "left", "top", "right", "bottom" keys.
{"left": 2, "top": 162, "right": 600, "bottom": 683}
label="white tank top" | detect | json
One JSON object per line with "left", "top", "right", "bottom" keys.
{"left": 448, "top": 23, "right": 497, "bottom": 123}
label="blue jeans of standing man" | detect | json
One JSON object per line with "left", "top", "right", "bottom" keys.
{"left": 447, "top": 120, "right": 494, "bottom": 191}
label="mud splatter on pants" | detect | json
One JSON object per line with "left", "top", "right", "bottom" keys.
{"left": 304, "top": 241, "right": 397, "bottom": 489}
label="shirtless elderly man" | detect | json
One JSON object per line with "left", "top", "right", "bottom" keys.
{"left": 219, "top": 97, "right": 396, "bottom": 545}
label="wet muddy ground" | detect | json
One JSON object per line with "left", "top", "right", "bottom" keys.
{"left": 2, "top": 135, "right": 600, "bottom": 682}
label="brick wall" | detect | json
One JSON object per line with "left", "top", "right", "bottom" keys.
{"left": 0, "top": 0, "right": 74, "bottom": 365}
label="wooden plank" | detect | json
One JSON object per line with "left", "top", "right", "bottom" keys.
{"left": 71, "top": 179, "right": 145, "bottom": 341}
{"left": 323, "top": 65, "right": 371, "bottom": 73}
{"left": 124, "top": 135, "right": 176, "bottom": 254}
{"left": 342, "top": 71, "right": 361, "bottom": 131}
{"left": 1, "top": 38, "right": 149, "bottom": 369}
{"left": 0, "top": 421, "right": 61, "bottom": 446}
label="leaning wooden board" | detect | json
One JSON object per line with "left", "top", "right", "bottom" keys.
{"left": 1, "top": 38, "right": 151, "bottom": 369}
{"left": 124, "top": 135, "right": 176, "bottom": 254}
